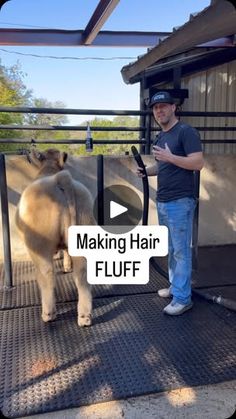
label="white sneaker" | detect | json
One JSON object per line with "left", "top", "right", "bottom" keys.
{"left": 158, "top": 287, "right": 171, "bottom": 298}
{"left": 163, "top": 301, "right": 193, "bottom": 316}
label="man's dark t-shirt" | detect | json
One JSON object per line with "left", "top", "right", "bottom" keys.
{"left": 154, "top": 121, "right": 202, "bottom": 202}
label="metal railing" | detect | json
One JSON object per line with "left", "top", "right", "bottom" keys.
{"left": 0, "top": 106, "right": 236, "bottom": 287}
{"left": 0, "top": 107, "right": 236, "bottom": 153}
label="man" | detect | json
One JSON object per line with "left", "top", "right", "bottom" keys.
{"left": 137, "top": 91, "right": 204, "bottom": 315}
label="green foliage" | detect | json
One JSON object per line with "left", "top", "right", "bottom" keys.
{"left": 22, "top": 98, "right": 69, "bottom": 152}
{"left": 0, "top": 60, "right": 30, "bottom": 152}
{"left": 69, "top": 116, "right": 140, "bottom": 156}
{"left": 0, "top": 61, "right": 68, "bottom": 153}
{"left": 25, "top": 98, "right": 68, "bottom": 138}
{"left": 0, "top": 60, "right": 141, "bottom": 156}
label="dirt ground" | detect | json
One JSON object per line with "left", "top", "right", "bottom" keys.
{"left": 19, "top": 379, "right": 236, "bottom": 419}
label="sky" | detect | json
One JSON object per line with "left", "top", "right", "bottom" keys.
{"left": 0, "top": 0, "right": 211, "bottom": 123}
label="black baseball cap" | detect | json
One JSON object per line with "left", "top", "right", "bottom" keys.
{"left": 149, "top": 91, "right": 174, "bottom": 107}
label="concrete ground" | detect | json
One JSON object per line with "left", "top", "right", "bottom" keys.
{"left": 19, "top": 380, "right": 236, "bottom": 419}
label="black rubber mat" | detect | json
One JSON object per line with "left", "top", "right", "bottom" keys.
{"left": 151, "top": 247, "right": 236, "bottom": 308}
{"left": 0, "top": 260, "right": 77, "bottom": 309}
{"left": 194, "top": 286, "right": 236, "bottom": 312}
{"left": 152, "top": 246, "right": 236, "bottom": 288}
{"left": 0, "top": 260, "right": 167, "bottom": 309}
{"left": 193, "top": 245, "right": 236, "bottom": 288}
{"left": 196, "top": 285, "right": 236, "bottom": 300}
{"left": 0, "top": 294, "right": 235, "bottom": 418}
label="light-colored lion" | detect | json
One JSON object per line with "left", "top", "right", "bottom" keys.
{"left": 15, "top": 148, "right": 95, "bottom": 326}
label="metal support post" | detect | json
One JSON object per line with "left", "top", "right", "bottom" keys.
{"left": 0, "top": 153, "right": 13, "bottom": 288}
{"left": 97, "top": 154, "right": 104, "bottom": 226}
{"left": 192, "top": 170, "right": 200, "bottom": 272}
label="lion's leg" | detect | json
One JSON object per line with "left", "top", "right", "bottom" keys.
{"left": 63, "top": 250, "right": 73, "bottom": 273}
{"left": 72, "top": 257, "right": 92, "bottom": 327}
{"left": 29, "top": 251, "right": 56, "bottom": 322}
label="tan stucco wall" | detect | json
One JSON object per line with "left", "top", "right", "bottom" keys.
{"left": 0, "top": 154, "right": 235, "bottom": 261}
{"left": 198, "top": 155, "right": 236, "bottom": 245}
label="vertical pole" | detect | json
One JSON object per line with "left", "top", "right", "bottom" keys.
{"left": 192, "top": 170, "right": 200, "bottom": 272}
{"left": 173, "top": 67, "right": 182, "bottom": 90}
{"left": 0, "top": 153, "right": 13, "bottom": 288}
{"left": 145, "top": 111, "right": 152, "bottom": 155}
{"left": 97, "top": 154, "right": 104, "bottom": 226}
{"left": 139, "top": 77, "right": 146, "bottom": 154}
{"left": 140, "top": 75, "right": 152, "bottom": 155}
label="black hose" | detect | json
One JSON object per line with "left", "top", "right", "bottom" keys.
{"left": 131, "top": 146, "right": 169, "bottom": 280}
{"left": 193, "top": 289, "right": 236, "bottom": 312}
{"left": 150, "top": 257, "right": 169, "bottom": 280}
{"left": 131, "top": 146, "right": 149, "bottom": 226}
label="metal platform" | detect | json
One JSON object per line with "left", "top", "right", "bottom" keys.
{"left": 0, "top": 246, "right": 235, "bottom": 418}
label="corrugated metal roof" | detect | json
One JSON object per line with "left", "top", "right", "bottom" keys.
{"left": 121, "top": 0, "right": 236, "bottom": 84}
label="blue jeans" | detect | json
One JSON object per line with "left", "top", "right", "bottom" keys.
{"left": 157, "top": 197, "right": 196, "bottom": 305}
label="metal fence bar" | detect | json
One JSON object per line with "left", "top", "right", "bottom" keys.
{"left": 0, "top": 153, "right": 13, "bottom": 288}
{"left": 0, "top": 125, "right": 146, "bottom": 131}
{"left": 0, "top": 106, "right": 148, "bottom": 116}
{"left": 0, "top": 139, "right": 236, "bottom": 145}
{"left": 177, "top": 111, "right": 236, "bottom": 117}
{"left": 201, "top": 140, "right": 236, "bottom": 143}
{"left": 1, "top": 106, "right": 236, "bottom": 117}
{"left": 195, "top": 127, "right": 236, "bottom": 131}
{"left": 0, "top": 139, "right": 147, "bottom": 144}
{"left": 1, "top": 125, "right": 236, "bottom": 132}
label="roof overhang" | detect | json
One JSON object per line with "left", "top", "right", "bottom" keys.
{"left": 141, "top": 47, "right": 236, "bottom": 89}
{"left": 121, "top": 0, "right": 236, "bottom": 84}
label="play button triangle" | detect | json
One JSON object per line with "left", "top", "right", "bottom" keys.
{"left": 110, "top": 200, "right": 128, "bottom": 219}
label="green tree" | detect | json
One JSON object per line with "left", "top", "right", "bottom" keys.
{"left": 0, "top": 60, "right": 31, "bottom": 151}
{"left": 69, "top": 116, "right": 140, "bottom": 156}
{"left": 0, "top": 61, "right": 70, "bottom": 153}
{"left": 23, "top": 98, "right": 69, "bottom": 151}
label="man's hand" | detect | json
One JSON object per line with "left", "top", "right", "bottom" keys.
{"left": 153, "top": 144, "right": 204, "bottom": 171}
{"left": 152, "top": 143, "right": 172, "bottom": 162}
{"left": 136, "top": 166, "right": 146, "bottom": 178}
{"left": 136, "top": 163, "right": 158, "bottom": 177}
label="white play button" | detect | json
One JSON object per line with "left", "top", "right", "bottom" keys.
{"left": 110, "top": 200, "right": 128, "bottom": 219}
{"left": 93, "top": 184, "right": 143, "bottom": 233}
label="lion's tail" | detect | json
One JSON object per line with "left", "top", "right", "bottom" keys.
{"left": 55, "top": 170, "right": 76, "bottom": 243}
